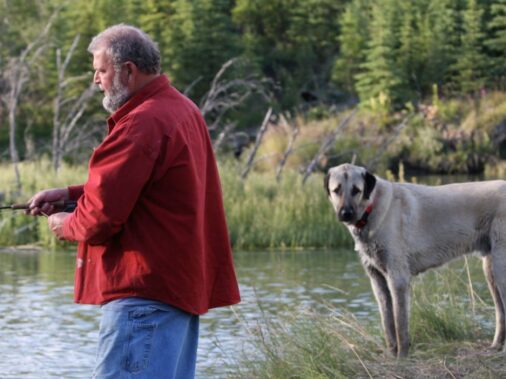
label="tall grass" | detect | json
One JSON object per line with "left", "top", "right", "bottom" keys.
{"left": 219, "top": 160, "right": 350, "bottom": 250}
{"left": 230, "top": 257, "right": 503, "bottom": 378}
{"left": 0, "top": 158, "right": 87, "bottom": 247}
{"left": 0, "top": 158, "right": 348, "bottom": 249}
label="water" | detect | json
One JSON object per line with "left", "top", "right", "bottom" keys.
{"left": 0, "top": 248, "right": 376, "bottom": 378}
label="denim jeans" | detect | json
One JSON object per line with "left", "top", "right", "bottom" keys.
{"left": 92, "top": 297, "right": 199, "bottom": 379}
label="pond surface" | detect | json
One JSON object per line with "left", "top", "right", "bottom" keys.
{"left": 0, "top": 248, "right": 378, "bottom": 378}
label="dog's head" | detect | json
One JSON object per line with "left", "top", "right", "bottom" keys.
{"left": 324, "top": 163, "right": 376, "bottom": 225}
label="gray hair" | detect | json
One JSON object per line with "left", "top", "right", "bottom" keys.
{"left": 88, "top": 24, "right": 161, "bottom": 75}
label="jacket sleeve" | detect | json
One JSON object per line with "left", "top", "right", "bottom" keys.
{"left": 62, "top": 117, "right": 160, "bottom": 244}
{"left": 68, "top": 185, "right": 84, "bottom": 200}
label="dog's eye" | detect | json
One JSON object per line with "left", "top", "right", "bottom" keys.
{"left": 333, "top": 185, "right": 341, "bottom": 195}
{"left": 351, "top": 186, "right": 361, "bottom": 196}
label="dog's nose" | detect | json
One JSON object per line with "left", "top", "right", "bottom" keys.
{"left": 339, "top": 206, "right": 354, "bottom": 222}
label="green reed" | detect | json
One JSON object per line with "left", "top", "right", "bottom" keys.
{"left": 0, "top": 158, "right": 87, "bottom": 247}
{"left": 230, "top": 257, "right": 502, "bottom": 378}
{"left": 0, "top": 158, "right": 349, "bottom": 249}
{"left": 219, "top": 160, "right": 351, "bottom": 250}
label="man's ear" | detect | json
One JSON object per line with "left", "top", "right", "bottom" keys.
{"left": 324, "top": 173, "right": 330, "bottom": 197}
{"left": 363, "top": 171, "right": 376, "bottom": 200}
{"left": 123, "top": 62, "right": 136, "bottom": 82}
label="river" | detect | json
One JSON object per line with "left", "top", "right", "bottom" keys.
{"left": 0, "top": 248, "right": 379, "bottom": 378}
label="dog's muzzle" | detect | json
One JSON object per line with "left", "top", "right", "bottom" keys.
{"left": 338, "top": 206, "right": 355, "bottom": 223}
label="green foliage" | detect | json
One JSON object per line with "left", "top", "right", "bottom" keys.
{"left": 4, "top": 0, "right": 506, "bottom": 174}
{"left": 332, "top": 0, "right": 371, "bottom": 94}
{"left": 0, "top": 158, "right": 87, "bottom": 247}
{"left": 164, "top": 0, "right": 240, "bottom": 100}
{"left": 451, "top": 0, "right": 487, "bottom": 94}
{"left": 232, "top": 258, "right": 496, "bottom": 379}
{"left": 422, "top": 0, "right": 459, "bottom": 93}
{"left": 486, "top": 0, "right": 506, "bottom": 82}
{"left": 355, "top": 0, "right": 403, "bottom": 107}
{"left": 219, "top": 160, "right": 351, "bottom": 250}
{"left": 233, "top": 0, "right": 343, "bottom": 108}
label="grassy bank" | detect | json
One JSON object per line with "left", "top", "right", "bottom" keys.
{"left": 220, "top": 160, "right": 350, "bottom": 250}
{"left": 0, "top": 158, "right": 349, "bottom": 249}
{"left": 229, "top": 257, "right": 506, "bottom": 378}
{"left": 0, "top": 159, "right": 87, "bottom": 247}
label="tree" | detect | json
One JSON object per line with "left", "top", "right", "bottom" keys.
{"left": 422, "top": 0, "right": 459, "bottom": 94}
{"left": 1, "top": 5, "right": 58, "bottom": 189}
{"left": 332, "top": 0, "right": 372, "bottom": 95}
{"left": 164, "top": 0, "right": 239, "bottom": 101}
{"left": 451, "top": 0, "right": 487, "bottom": 94}
{"left": 397, "top": 0, "right": 426, "bottom": 101}
{"left": 486, "top": 0, "right": 506, "bottom": 83}
{"left": 52, "top": 34, "right": 98, "bottom": 173}
{"left": 233, "top": 0, "right": 344, "bottom": 109}
{"left": 355, "top": 0, "right": 403, "bottom": 107}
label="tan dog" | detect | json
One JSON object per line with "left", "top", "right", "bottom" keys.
{"left": 324, "top": 163, "right": 506, "bottom": 357}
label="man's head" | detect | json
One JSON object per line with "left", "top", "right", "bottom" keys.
{"left": 88, "top": 24, "right": 161, "bottom": 113}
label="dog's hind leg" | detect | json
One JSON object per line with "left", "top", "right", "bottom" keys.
{"left": 366, "top": 265, "right": 397, "bottom": 356}
{"left": 482, "top": 254, "right": 505, "bottom": 350}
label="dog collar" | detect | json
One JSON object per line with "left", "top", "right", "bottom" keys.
{"left": 355, "top": 203, "right": 374, "bottom": 228}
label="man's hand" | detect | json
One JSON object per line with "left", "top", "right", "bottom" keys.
{"left": 26, "top": 188, "right": 69, "bottom": 216}
{"left": 48, "top": 212, "right": 70, "bottom": 240}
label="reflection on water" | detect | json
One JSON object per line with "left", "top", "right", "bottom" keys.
{"left": 0, "top": 248, "right": 375, "bottom": 378}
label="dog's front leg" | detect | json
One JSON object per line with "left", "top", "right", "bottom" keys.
{"left": 366, "top": 265, "right": 397, "bottom": 355}
{"left": 387, "top": 273, "right": 411, "bottom": 358}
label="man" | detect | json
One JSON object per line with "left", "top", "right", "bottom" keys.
{"left": 27, "top": 24, "right": 240, "bottom": 379}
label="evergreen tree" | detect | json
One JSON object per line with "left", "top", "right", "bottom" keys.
{"left": 355, "top": 0, "right": 403, "bottom": 107}
{"left": 451, "top": 0, "right": 487, "bottom": 94}
{"left": 138, "top": 0, "right": 174, "bottom": 69}
{"left": 332, "top": 0, "right": 372, "bottom": 95}
{"left": 233, "top": 0, "right": 344, "bottom": 109}
{"left": 165, "top": 0, "right": 239, "bottom": 100}
{"left": 486, "top": 0, "right": 506, "bottom": 82}
{"left": 422, "top": 0, "right": 460, "bottom": 94}
{"left": 397, "top": 0, "right": 425, "bottom": 100}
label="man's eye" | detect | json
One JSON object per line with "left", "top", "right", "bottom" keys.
{"left": 351, "top": 186, "right": 361, "bottom": 196}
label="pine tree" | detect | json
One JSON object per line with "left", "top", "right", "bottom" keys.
{"left": 332, "top": 0, "right": 372, "bottom": 94}
{"left": 164, "top": 0, "right": 239, "bottom": 100}
{"left": 355, "top": 0, "right": 403, "bottom": 107}
{"left": 451, "top": 0, "right": 487, "bottom": 94}
{"left": 486, "top": 0, "right": 506, "bottom": 82}
{"left": 422, "top": 0, "right": 459, "bottom": 94}
{"left": 397, "top": 0, "right": 425, "bottom": 100}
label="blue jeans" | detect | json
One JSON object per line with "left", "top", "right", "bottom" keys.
{"left": 93, "top": 297, "right": 199, "bottom": 379}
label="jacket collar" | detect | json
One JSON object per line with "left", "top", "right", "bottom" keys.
{"left": 107, "top": 75, "right": 171, "bottom": 132}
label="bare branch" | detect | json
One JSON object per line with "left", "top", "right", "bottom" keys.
{"left": 302, "top": 108, "right": 357, "bottom": 185}
{"left": 366, "top": 115, "right": 411, "bottom": 171}
{"left": 276, "top": 114, "right": 300, "bottom": 182}
{"left": 213, "top": 122, "right": 237, "bottom": 152}
{"left": 241, "top": 107, "right": 273, "bottom": 180}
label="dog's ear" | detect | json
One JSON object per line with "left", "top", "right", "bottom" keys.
{"left": 324, "top": 172, "right": 330, "bottom": 197}
{"left": 363, "top": 171, "right": 376, "bottom": 199}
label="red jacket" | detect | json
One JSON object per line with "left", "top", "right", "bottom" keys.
{"left": 62, "top": 75, "right": 240, "bottom": 315}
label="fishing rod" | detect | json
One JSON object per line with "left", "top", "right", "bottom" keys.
{"left": 0, "top": 200, "right": 77, "bottom": 212}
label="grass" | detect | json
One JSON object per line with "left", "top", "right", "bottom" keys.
{"left": 0, "top": 157, "right": 350, "bottom": 249}
{"left": 0, "top": 158, "right": 87, "bottom": 247}
{"left": 219, "top": 159, "right": 351, "bottom": 250}
{"left": 229, "top": 257, "right": 506, "bottom": 378}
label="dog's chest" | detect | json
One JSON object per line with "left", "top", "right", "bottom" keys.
{"left": 354, "top": 239, "right": 388, "bottom": 273}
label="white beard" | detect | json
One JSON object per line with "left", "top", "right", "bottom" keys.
{"left": 102, "top": 71, "right": 130, "bottom": 113}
